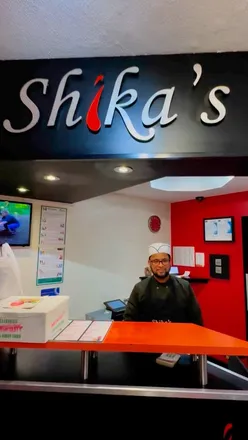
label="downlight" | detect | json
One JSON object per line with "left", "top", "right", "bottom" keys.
{"left": 114, "top": 166, "right": 133, "bottom": 174}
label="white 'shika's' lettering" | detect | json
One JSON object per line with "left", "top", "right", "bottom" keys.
{"left": 193, "top": 63, "right": 202, "bottom": 87}
{"left": 201, "top": 86, "right": 230, "bottom": 125}
{"left": 48, "top": 69, "right": 83, "bottom": 128}
{"left": 104, "top": 66, "right": 150, "bottom": 141}
{"left": 104, "top": 66, "right": 178, "bottom": 142}
{"left": 3, "top": 78, "right": 49, "bottom": 133}
{"left": 2, "top": 63, "right": 230, "bottom": 141}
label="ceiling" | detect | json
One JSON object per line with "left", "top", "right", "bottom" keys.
{"left": 116, "top": 177, "right": 248, "bottom": 203}
{"left": 0, "top": 159, "right": 174, "bottom": 203}
{"left": 0, "top": 158, "right": 247, "bottom": 204}
{"left": 1, "top": 0, "right": 248, "bottom": 60}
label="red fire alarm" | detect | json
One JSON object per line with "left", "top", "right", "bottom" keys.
{"left": 148, "top": 215, "right": 161, "bottom": 233}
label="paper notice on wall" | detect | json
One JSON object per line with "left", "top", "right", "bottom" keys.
{"left": 173, "top": 246, "right": 195, "bottom": 267}
{"left": 55, "top": 320, "right": 92, "bottom": 341}
{"left": 36, "top": 247, "right": 65, "bottom": 285}
{"left": 39, "top": 206, "right": 67, "bottom": 247}
{"left": 80, "top": 320, "right": 112, "bottom": 342}
{"left": 195, "top": 252, "right": 205, "bottom": 267}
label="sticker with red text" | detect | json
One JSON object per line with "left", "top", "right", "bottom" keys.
{"left": 0, "top": 319, "right": 23, "bottom": 340}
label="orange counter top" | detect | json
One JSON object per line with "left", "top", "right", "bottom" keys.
{"left": 103, "top": 322, "right": 248, "bottom": 356}
{"left": 1, "top": 322, "right": 248, "bottom": 356}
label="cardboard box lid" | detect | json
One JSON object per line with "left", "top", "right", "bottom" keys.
{"left": 0, "top": 295, "right": 69, "bottom": 315}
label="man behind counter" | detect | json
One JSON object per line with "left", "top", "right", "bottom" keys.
{"left": 124, "top": 243, "right": 203, "bottom": 325}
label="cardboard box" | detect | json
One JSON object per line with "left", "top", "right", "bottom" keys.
{"left": 0, "top": 296, "right": 69, "bottom": 343}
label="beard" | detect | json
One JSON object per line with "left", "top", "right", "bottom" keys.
{"left": 152, "top": 269, "right": 170, "bottom": 279}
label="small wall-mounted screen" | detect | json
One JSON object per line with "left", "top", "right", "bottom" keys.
{"left": 0, "top": 200, "right": 32, "bottom": 246}
{"left": 204, "top": 216, "right": 234, "bottom": 242}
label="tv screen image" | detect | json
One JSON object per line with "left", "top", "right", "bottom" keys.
{"left": 203, "top": 216, "right": 234, "bottom": 242}
{"left": 0, "top": 201, "right": 32, "bottom": 246}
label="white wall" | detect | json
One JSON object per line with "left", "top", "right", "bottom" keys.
{"left": 63, "top": 193, "right": 170, "bottom": 318}
{"left": 2, "top": 193, "right": 170, "bottom": 320}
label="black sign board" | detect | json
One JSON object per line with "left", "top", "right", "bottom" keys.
{"left": 1, "top": 52, "right": 248, "bottom": 161}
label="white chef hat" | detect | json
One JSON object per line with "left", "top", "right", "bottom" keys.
{"left": 149, "top": 243, "right": 171, "bottom": 258}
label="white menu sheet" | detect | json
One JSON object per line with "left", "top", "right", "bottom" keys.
{"left": 80, "top": 321, "right": 112, "bottom": 342}
{"left": 37, "top": 247, "right": 65, "bottom": 285}
{"left": 173, "top": 246, "right": 195, "bottom": 267}
{"left": 55, "top": 320, "right": 92, "bottom": 341}
{"left": 39, "top": 206, "right": 67, "bottom": 247}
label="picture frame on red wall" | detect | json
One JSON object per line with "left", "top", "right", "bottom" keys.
{"left": 203, "top": 216, "right": 234, "bottom": 242}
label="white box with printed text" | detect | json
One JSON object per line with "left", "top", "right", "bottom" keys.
{"left": 0, "top": 295, "right": 69, "bottom": 343}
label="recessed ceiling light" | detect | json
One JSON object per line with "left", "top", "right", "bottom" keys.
{"left": 114, "top": 166, "right": 133, "bottom": 174}
{"left": 17, "top": 187, "right": 29, "bottom": 193}
{"left": 44, "top": 175, "right": 60, "bottom": 182}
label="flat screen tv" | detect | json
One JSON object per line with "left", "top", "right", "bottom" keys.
{"left": 203, "top": 216, "right": 234, "bottom": 242}
{"left": 0, "top": 200, "right": 32, "bottom": 246}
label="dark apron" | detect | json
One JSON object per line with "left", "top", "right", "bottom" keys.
{"left": 139, "top": 277, "right": 189, "bottom": 323}
{"left": 126, "top": 277, "right": 190, "bottom": 367}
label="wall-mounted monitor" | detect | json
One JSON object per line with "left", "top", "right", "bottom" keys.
{"left": 203, "top": 216, "right": 234, "bottom": 243}
{"left": 0, "top": 200, "right": 32, "bottom": 246}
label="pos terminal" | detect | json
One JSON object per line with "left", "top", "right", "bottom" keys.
{"left": 103, "top": 299, "right": 126, "bottom": 321}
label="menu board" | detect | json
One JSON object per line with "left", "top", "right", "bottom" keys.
{"left": 36, "top": 247, "right": 65, "bottom": 285}
{"left": 39, "top": 206, "right": 67, "bottom": 247}
{"left": 37, "top": 206, "right": 67, "bottom": 286}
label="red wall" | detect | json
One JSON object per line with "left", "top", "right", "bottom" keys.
{"left": 171, "top": 191, "right": 248, "bottom": 342}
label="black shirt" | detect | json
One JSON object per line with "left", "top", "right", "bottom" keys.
{"left": 124, "top": 276, "right": 203, "bottom": 325}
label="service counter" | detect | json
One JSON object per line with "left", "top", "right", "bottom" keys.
{"left": 1, "top": 321, "right": 248, "bottom": 438}
{"left": 0, "top": 349, "right": 248, "bottom": 438}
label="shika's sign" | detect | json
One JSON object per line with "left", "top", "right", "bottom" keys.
{"left": 2, "top": 63, "right": 229, "bottom": 143}
{"left": 2, "top": 52, "right": 248, "bottom": 160}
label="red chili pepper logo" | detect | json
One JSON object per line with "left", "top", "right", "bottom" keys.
{"left": 86, "top": 75, "right": 104, "bottom": 133}
{"left": 223, "top": 423, "right": 233, "bottom": 440}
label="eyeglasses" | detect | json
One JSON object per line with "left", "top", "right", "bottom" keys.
{"left": 150, "top": 259, "right": 170, "bottom": 265}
